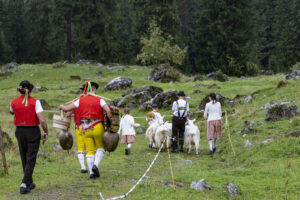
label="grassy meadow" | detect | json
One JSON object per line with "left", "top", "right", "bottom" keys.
{"left": 0, "top": 64, "right": 299, "bottom": 200}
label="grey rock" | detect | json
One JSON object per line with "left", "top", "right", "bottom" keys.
{"left": 136, "top": 126, "right": 146, "bottom": 134}
{"left": 122, "top": 86, "right": 163, "bottom": 98}
{"left": 97, "top": 63, "right": 103, "bottom": 67}
{"left": 194, "top": 84, "right": 205, "bottom": 87}
{"left": 240, "top": 76, "right": 246, "bottom": 79}
{"left": 240, "top": 121, "right": 263, "bottom": 134}
{"left": 141, "top": 90, "right": 178, "bottom": 110}
{"left": 59, "top": 85, "right": 66, "bottom": 90}
{"left": 39, "top": 99, "right": 52, "bottom": 110}
{"left": 242, "top": 134, "right": 247, "bottom": 138}
{"left": 106, "top": 65, "right": 115, "bottom": 70}
{"left": 190, "top": 179, "right": 212, "bottom": 191}
{"left": 76, "top": 59, "right": 96, "bottom": 65}
{"left": 207, "top": 83, "right": 221, "bottom": 89}
{"left": 294, "top": 70, "right": 300, "bottom": 76}
{"left": 3, "top": 62, "right": 18, "bottom": 70}
{"left": 244, "top": 95, "right": 253, "bottom": 104}
{"left": 244, "top": 140, "right": 253, "bottom": 147}
{"left": 33, "top": 86, "right": 48, "bottom": 92}
{"left": 266, "top": 104, "right": 299, "bottom": 122}
{"left": 206, "top": 72, "right": 217, "bottom": 80}
{"left": 96, "top": 70, "right": 103, "bottom": 75}
{"left": 285, "top": 74, "right": 296, "bottom": 80}
{"left": 104, "top": 77, "right": 132, "bottom": 90}
{"left": 148, "top": 65, "right": 179, "bottom": 83}
{"left": 53, "top": 144, "right": 62, "bottom": 151}
{"left": 193, "top": 90, "right": 202, "bottom": 94}
{"left": 262, "top": 138, "right": 273, "bottom": 144}
{"left": 224, "top": 183, "right": 238, "bottom": 197}
{"left": 286, "top": 131, "right": 300, "bottom": 137}
{"left": 70, "top": 75, "right": 81, "bottom": 80}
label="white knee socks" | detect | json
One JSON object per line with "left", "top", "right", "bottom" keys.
{"left": 86, "top": 155, "right": 95, "bottom": 174}
{"left": 77, "top": 152, "right": 86, "bottom": 170}
{"left": 94, "top": 148, "right": 105, "bottom": 167}
{"left": 208, "top": 140, "right": 213, "bottom": 151}
{"left": 213, "top": 139, "right": 217, "bottom": 149}
{"left": 127, "top": 143, "right": 132, "bottom": 149}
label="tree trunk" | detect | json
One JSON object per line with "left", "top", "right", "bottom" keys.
{"left": 66, "top": 14, "right": 72, "bottom": 63}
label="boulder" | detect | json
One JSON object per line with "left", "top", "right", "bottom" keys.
{"left": 104, "top": 77, "right": 132, "bottom": 90}
{"left": 39, "top": 99, "right": 52, "bottom": 110}
{"left": 33, "top": 86, "right": 48, "bottom": 92}
{"left": 136, "top": 126, "right": 146, "bottom": 134}
{"left": 193, "top": 90, "right": 202, "bottom": 94}
{"left": 148, "top": 66, "right": 179, "bottom": 83}
{"left": 198, "top": 93, "right": 238, "bottom": 110}
{"left": 3, "top": 62, "right": 18, "bottom": 70}
{"left": 294, "top": 70, "right": 300, "bottom": 76}
{"left": 70, "top": 75, "right": 81, "bottom": 80}
{"left": 224, "top": 183, "right": 239, "bottom": 198}
{"left": 141, "top": 90, "right": 178, "bottom": 110}
{"left": 76, "top": 59, "right": 96, "bottom": 65}
{"left": 190, "top": 179, "right": 212, "bottom": 191}
{"left": 207, "top": 83, "right": 221, "bottom": 89}
{"left": 122, "top": 86, "right": 163, "bottom": 97}
{"left": 206, "top": 72, "right": 217, "bottom": 80}
{"left": 286, "top": 131, "right": 300, "bottom": 137}
{"left": 265, "top": 104, "right": 299, "bottom": 122}
{"left": 244, "top": 95, "right": 253, "bottom": 104}
{"left": 53, "top": 144, "right": 62, "bottom": 151}
{"left": 96, "top": 70, "right": 103, "bottom": 75}
{"left": 285, "top": 74, "right": 296, "bottom": 80}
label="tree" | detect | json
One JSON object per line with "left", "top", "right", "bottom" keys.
{"left": 137, "top": 21, "right": 186, "bottom": 66}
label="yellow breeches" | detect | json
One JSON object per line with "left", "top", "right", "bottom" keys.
{"left": 75, "top": 127, "right": 85, "bottom": 152}
{"left": 83, "top": 123, "right": 105, "bottom": 155}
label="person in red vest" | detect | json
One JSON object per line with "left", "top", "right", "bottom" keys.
{"left": 60, "top": 81, "right": 111, "bottom": 179}
{"left": 65, "top": 85, "right": 88, "bottom": 174}
{"left": 10, "top": 80, "right": 48, "bottom": 194}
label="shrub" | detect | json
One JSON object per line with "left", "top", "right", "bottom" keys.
{"left": 292, "top": 62, "right": 300, "bottom": 71}
{"left": 193, "top": 74, "right": 206, "bottom": 81}
{"left": 245, "top": 62, "right": 259, "bottom": 76}
{"left": 216, "top": 70, "right": 228, "bottom": 82}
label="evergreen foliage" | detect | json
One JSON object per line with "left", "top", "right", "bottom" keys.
{"left": 0, "top": 0, "right": 299, "bottom": 74}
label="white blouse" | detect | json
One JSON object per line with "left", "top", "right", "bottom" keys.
{"left": 118, "top": 114, "right": 140, "bottom": 136}
{"left": 203, "top": 101, "right": 222, "bottom": 122}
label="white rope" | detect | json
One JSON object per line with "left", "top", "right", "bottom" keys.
{"left": 99, "top": 137, "right": 167, "bottom": 200}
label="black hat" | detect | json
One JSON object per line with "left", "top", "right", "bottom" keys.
{"left": 177, "top": 91, "right": 186, "bottom": 96}
{"left": 152, "top": 103, "right": 158, "bottom": 108}
{"left": 19, "top": 80, "right": 34, "bottom": 91}
{"left": 82, "top": 81, "right": 99, "bottom": 90}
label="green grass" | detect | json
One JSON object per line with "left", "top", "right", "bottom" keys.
{"left": 0, "top": 64, "right": 299, "bottom": 199}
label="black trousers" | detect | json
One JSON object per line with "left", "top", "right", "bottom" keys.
{"left": 172, "top": 117, "right": 186, "bottom": 150}
{"left": 15, "top": 126, "right": 41, "bottom": 185}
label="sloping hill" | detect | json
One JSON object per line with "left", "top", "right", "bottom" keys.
{"left": 0, "top": 64, "right": 299, "bottom": 200}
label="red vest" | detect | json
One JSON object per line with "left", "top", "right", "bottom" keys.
{"left": 11, "top": 95, "right": 40, "bottom": 126}
{"left": 77, "top": 95, "right": 104, "bottom": 121}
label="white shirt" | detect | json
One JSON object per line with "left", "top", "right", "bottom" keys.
{"left": 10, "top": 100, "right": 43, "bottom": 114}
{"left": 146, "top": 111, "right": 163, "bottom": 126}
{"left": 172, "top": 99, "right": 189, "bottom": 117}
{"left": 203, "top": 101, "right": 222, "bottom": 121}
{"left": 73, "top": 98, "right": 106, "bottom": 108}
{"left": 118, "top": 114, "right": 140, "bottom": 136}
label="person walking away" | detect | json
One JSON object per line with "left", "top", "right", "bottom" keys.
{"left": 146, "top": 103, "right": 163, "bottom": 126}
{"left": 65, "top": 85, "right": 87, "bottom": 173}
{"left": 60, "top": 81, "right": 111, "bottom": 179}
{"left": 203, "top": 93, "right": 222, "bottom": 154}
{"left": 118, "top": 108, "right": 140, "bottom": 155}
{"left": 171, "top": 91, "right": 189, "bottom": 153}
{"left": 10, "top": 80, "right": 48, "bottom": 194}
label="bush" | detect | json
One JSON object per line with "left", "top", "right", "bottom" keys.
{"left": 216, "top": 70, "right": 228, "bottom": 82}
{"left": 52, "top": 62, "right": 65, "bottom": 68}
{"left": 245, "top": 62, "right": 259, "bottom": 76}
{"left": 292, "top": 62, "right": 300, "bottom": 71}
{"left": 193, "top": 74, "right": 206, "bottom": 81}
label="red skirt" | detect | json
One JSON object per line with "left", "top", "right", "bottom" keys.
{"left": 121, "top": 135, "right": 136, "bottom": 144}
{"left": 207, "top": 120, "right": 222, "bottom": 140}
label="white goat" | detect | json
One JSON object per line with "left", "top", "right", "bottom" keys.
{"left": 184, "top": 119, "right": 200, "bottom": 154}
{"left": 145, "top": 120, "right": 160, "bottom": 148}
{"left": 155, "top": 121, "right": 172, "bottom": 149}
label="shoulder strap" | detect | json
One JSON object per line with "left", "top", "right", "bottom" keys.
{"left": 181, "top": 100, "right": 187, "bottom": 118}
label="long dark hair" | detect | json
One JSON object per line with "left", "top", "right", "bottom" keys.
{"left": 18, "top": 80, "right": 34, "bottom": 94}
{"left": 209, "top": 93, "right": 217, "bottom": 104}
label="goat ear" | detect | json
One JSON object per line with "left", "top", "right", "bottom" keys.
{"left": 192, "top": 119, "right": 196, "bottom": 123}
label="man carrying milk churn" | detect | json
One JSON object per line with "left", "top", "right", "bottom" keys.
{"left": 171, "top": 91, "right": 189, "bottom": 153}
{"left": 10, "top": 80, "right": 48, "bottom": 194}
{"left": 60, "top": 81, "right": 111, "bottom": 179}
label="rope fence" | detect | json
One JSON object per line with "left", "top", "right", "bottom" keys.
{"left": 99, "top": 137, "right": 167, "bottom": 200}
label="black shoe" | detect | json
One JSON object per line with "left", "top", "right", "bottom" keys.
{"left": 20, "top": 186, "right": 30, "bottom": 194}
{"left": 179, "top": 145, "right": 183, "bottom": 152}
{"left": 213, "top": 147, "right": 216, "bottom": 153}
{"left": 171, "top": 149, "right": 178, "bottom": 153}
{"left": 92, "top": 165, "right": 100, "bottom": 178}
{"left": 125, "top": 148, "right": 129, "bottom": 155}
{"left": 27, "top": 183, "right": 35, "bottom": 190}
{"left": 81, "top": 169, "right": 88, "bottom": 173}
{"left": 90, "top": 174, "right": 97, "bottom": 179}
{"left": 210, "top": 150, "right": 214, "bottom": 155}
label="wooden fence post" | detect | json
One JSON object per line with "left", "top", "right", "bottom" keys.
{"left": 0, "top": 126, "right": 8, "bottom": 174}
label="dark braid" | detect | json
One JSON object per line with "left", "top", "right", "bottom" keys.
{"left": 209, "top": 93, "right": 217, "bottom": 104}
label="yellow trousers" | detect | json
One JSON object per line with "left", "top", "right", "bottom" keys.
{"left": 75, "top": 127, "right": 85, "bottom": 152}
{"left": 83, "top": 123, "right": 105, "bottom": 155}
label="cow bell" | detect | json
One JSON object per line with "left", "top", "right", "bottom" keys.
{"left": 103, "top": 130, "right": 119, "bottom": 152}
{"left": 59, "top": 130, "right": 73, "bottom": 150}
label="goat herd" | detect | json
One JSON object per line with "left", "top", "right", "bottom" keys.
{"left": 145, "top": 119, "right": 200, "bottom": 154}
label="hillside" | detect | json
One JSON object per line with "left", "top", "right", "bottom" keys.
{"left": 0, "top": 64, "right": 299, "bottom": 200}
